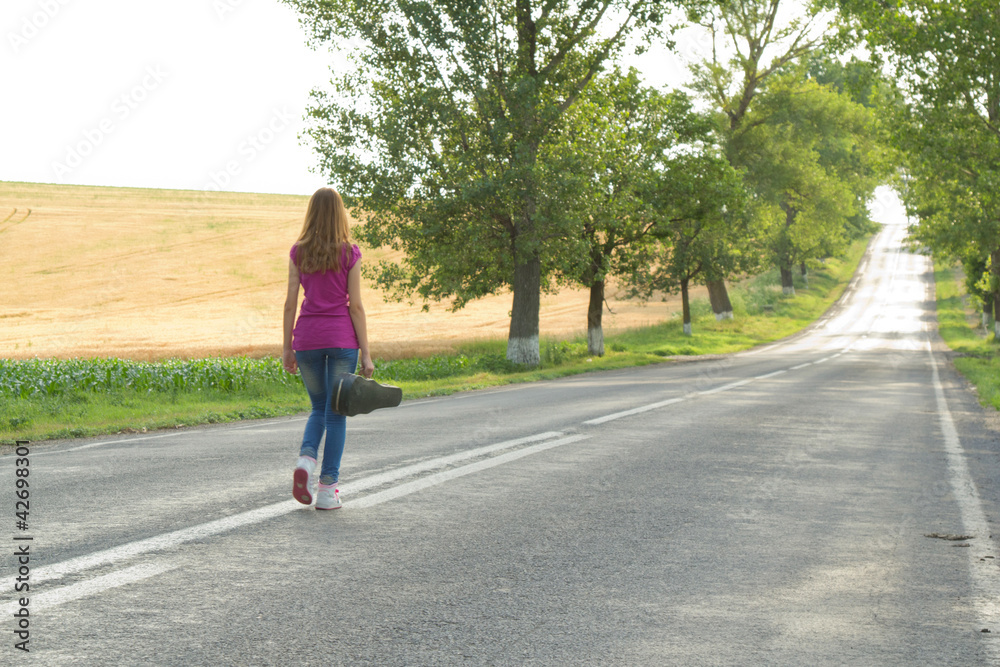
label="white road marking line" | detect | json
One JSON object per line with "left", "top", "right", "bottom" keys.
{"left": 26, "top": 418, "right": 312, "bottom": 457}
{"left": 1, "top": 562, "right": 178, "bottom": 616}
{"left": 395, "top": 385, "right": 521, "bottom": 408}
{"left": 341, "top": 431, "right": 564, "bottom": 495}
{"left": 927, "top": 341, "right": 1000, "bottom": 651}
{"left": 229, "top": 417, "right": 307, "bottom": 430}
{"left": 32, "top": 431, "right": 567, "bottom": 585}
{"left": 30, "top": 431, "right": 188, "bottom": 457}
{"left": 12, "top": 433, "right": 591, "bottom": 616}
{"left": 350, "top": 434, "right": 589, "bottom": 509}
{"left": 583, "top": 397, "right": 686, "bottom": 425}
{"left": 813, "top": 356, "right": 832, "bottom": 364}
{"left": 789, "top": 362, "right": 812, "bottom": 370}
{"left": 586, "top": 363, "right": 809, "bottom": 425}
{"left": 698, "top": 378, "right": 753, "bottom": 396}
{"left": 32, "top": 500, "right": 303, "bottom": 585}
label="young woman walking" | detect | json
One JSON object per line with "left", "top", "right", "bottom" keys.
{"left": 283, "top": 187, "right": 374, "bottom": 510}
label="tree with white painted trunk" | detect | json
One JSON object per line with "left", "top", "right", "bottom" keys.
{"left": 958, "top": 250, "right": 998, "bottom": 333}
{"left": 282, "top": 0, "right": 675, "bottom": 365}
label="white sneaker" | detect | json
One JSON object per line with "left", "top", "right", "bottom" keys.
{"left": 316, "top": 483, "right": 342, "bottom": 510}
{"left": 293, "top": 456, "right": 317, "bottom": 505}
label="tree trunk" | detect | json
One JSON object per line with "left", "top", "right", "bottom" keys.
{"left": 587, "top": 279, "right": 605, "bottom": 356}
{"left": 681, "top": 277, "right": 692, "bottom": 336}
{"left": 778, "top": 202, "right": 797, "bottom": 296}
{"left": 507, "top": 254, "right": 541, "bottom": 365}
{"left": 993, "top": 290, "right": 1000, "bottom": 340}
{"left": 995, "top": 296, "right": 1000, "bottom": 340}
{"left": 780, "top": 266, "right": 795, "bottom": 296}
{"left": 993, "top": 248, "right": 1000, "bottom": 339}
{"left": 800, "top": 261, "right": 808, "bottom": 288}
{"left": 707, "top": 279, "right": 733, "bottom": 320}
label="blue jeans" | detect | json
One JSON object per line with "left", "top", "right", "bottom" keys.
{"left": 294, "top": 347, "right": 359, "bottom": 485}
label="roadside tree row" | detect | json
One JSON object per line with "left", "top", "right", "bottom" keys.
{"left": 837, "top": 0, "right": 1000, "bottom": 337}
{"left": 283, "top": 0, "right": 895, "bottom": 363}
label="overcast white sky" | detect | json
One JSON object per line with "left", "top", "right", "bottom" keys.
{"left": 0, "top": 1, "right": 708, "bottom": 195}
{"left": 2, "top": 0, "right": 343, "bottom": 194}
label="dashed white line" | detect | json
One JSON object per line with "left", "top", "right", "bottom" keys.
{"left": 11, "top": 333, "right": 864, "bottom": 613}
{"left": 351, "top": 434, "right": 589, "bottom": 509}
{"left": 583, "top": 397, "right": 687, "bottom": 425}
{"left": 584, "top": 353, "right": 843, "bottom": 426}
{"left": 699, "top": 378, "right": 753, "bottom": 396}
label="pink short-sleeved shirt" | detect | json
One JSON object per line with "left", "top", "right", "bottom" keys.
{"left": 290, "top": 243, "right": 362, "bottom": 351}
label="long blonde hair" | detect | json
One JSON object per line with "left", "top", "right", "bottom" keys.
{"left": 294, "top": 187, "right": 351, "bottom": 273}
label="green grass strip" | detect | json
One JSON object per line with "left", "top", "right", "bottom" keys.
{"left": 1, "top": 239, "right": 868, "bottom": 446}
{"left": 933, "top": 261, "right": 1000, "bottom": 411}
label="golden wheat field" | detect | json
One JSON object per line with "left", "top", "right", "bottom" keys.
{"left": 0, "top": 181, "right": 692, "bottom": 360}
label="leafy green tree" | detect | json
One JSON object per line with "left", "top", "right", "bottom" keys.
{"left": 905, "top": 160, "right": 1000, "bottom": 328}
{"left": 541, "top": 70, "right": 713, "bottom": 354}
{"left": 282, "top": 0, "right": 672, "bottom": 364}
{"left": 808, "top": 53, "right": 896, "bottom": 247}
{"left": 733, "top": 71, "right": 884, "bottom": 294}
{"left": 685, "top": 0, "right": 833, "bottom": 316}
{"left": 965, "top": 251, "right": 994, "bottom": 329}
{"left": 839, "top": 0, "right": 1000, "bottom": 336}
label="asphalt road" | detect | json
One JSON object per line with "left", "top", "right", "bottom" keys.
{"left": 3, "top": 211, "right": 1000, "bottom": 666}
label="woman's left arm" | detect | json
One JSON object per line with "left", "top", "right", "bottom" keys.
{"left": 347, "top": 260, "right": 375, "bottom": 378}
{"left": 282, "top": 258, "right": 300, "bottom": 374}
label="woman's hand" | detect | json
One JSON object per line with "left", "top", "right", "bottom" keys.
{"left": 359, "top": 352, "right": 375, "bottom": 379}
{"left": 282, "top": 349, "right": 298, "bottom": 375}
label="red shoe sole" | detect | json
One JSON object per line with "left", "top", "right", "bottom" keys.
{"left": 293, "top": 467, "right": 312, "bottom": 505}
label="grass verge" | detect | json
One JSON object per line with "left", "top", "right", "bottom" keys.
{"left": 1, "top": 239, "right": 868, "bottom": 446}
{"left": 933, "top": 262, "right": 1000, "bottom": 410}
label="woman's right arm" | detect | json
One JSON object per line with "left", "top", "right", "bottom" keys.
{"left": 347, "top": 260, "right": 375, "bottom": 378}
